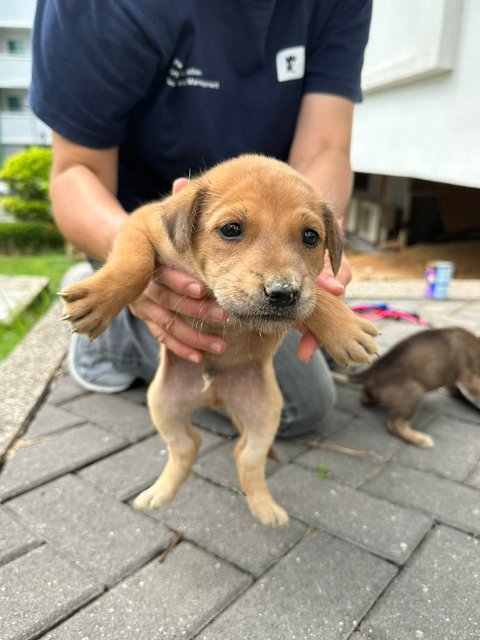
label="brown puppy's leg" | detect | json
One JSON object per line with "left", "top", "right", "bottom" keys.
{"left": 61, "top": 207, "right": 156, "bottom": 339}
{"left": 383, "top": 381, "right": 433, "bottom": 448}
{"left": 305, "top": 288, "right": 379, "bottom": 367}
{"left": 361, "top": 385, "right": 377, "bottom": 406}
{"left": 227, "top": 366, "right": 288, "bottom": 526}
{"left": 134, "top": 416, "right": 201, "bottom": 509}
{"left": 387, "top": 416, "right": 434, "bottom": 448}
{"left": 134, "top": 353, "right": 203, "bottom": 510}
{"left": 458, "top": 372, "right": 480, "bottom": 401}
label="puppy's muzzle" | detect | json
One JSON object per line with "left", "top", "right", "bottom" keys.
{"left": 263, "top": 278, "right": 300, "bottom": 308}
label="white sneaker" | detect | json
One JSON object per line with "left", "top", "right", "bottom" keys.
{"left": 68, "top": 333, "right": 135, "bottom": 394}
{"left": 62, "top": 262, "right": 135, "bottom": 394}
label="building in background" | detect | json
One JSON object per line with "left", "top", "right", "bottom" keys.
{"left": 351, "top": 0, "right": 479, "bottom": 246}
{"left": 0, "top": 0, "right": 477, "bottom": 245}
{"left": 0, "top": 0, "right": 50, "bottom": 162}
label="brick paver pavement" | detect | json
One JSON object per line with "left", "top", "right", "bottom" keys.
{"left": 1, "top": 298, "right": 479, "bottom": 639}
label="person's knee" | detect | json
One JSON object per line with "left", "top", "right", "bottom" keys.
{"left": 277, "top": 376, "right": 337, "bottom": 439}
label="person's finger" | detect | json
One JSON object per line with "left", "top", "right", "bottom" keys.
{"left": 146, "top": 280, "right": 227, "bottom": 323}
{"left": 297, "top": 330, "right": 320, "bottom": 363}
{"left": 151, "top": 265, "right": 211, "bottom": 300}
{"left": 135, "top": 302, "right": 227, "bottom": 356}
{"left": 316, "top": 251, "right": 352, "bottom": 296}
{"left": 143, "top": 318, "right": 205, "bottom": 363}
{"left": 172, "top": 177, "right": 190, "bottom": 194}
{"left": 317, "top": 272, "right": 345, "bottom": 296}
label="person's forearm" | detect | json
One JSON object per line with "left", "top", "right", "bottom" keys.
{"left": 290, "top": 148, "right": 353, "bottom": 231}
{"left": 50, "top": 164, "right": 128, "bottom": 261}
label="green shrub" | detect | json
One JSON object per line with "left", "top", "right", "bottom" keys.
{"left": 0, "top": 221, "right": 63, "bottom": 253}
{"left": 0, "top": 147, "right": 53, "bottom": 222}
{"left": 1, "top": 196, "right": 50, "bottom": 221}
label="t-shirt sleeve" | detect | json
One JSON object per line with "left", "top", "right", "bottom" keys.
{"left": 304, "top": 0, "right": 372, "bottom": 103}
{"left": 30, "top": 0, "right": 171, "bottom": 148}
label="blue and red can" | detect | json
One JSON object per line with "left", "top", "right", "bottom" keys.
{"left": 424, "top": 261, "right": 455, "bottom": 299}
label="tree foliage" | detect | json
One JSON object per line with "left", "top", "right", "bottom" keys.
{"left": 0, "top": 147, "right": 52, "bottom": 222}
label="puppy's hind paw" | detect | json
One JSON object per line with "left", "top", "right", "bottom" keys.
{"left": 133, "top": 484, "right": 175, "bottom": 510}
{"left": 248, "top": 496, "right": 289, "bottom": 526}
{"left": 415, "top": 433, "right": 435, "bottom": 448}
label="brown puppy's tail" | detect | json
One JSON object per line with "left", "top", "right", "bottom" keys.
{"left": 331, "top": 368, "right": 371, "bottom": 385}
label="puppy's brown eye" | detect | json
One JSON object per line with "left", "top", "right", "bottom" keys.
{"left": 219, "top": 222, "right": 243, "bottom": 240}
{"left": 302, "top": 229, "right": 319, "bottom": 247}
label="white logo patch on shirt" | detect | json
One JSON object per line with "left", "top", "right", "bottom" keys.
{"left": 276, "top": 46, "right": 305, "bottom": 82}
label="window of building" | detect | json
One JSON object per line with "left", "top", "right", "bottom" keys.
{"left": 7, "top": 40, "right": 24, "bottom": 55}
{"left": 6, "top": 96, "right": 22, "bottom": 111}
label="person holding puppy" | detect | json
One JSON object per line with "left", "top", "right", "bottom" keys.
{"left": 31, "top": 0, "right": 372, "bottom": 437}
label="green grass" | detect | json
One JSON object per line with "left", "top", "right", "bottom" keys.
{"left": 316, "top": 462, "right": 330, "bottom": 480}
{"left": 0, "top": 252, "right": 78, "bottom": 361}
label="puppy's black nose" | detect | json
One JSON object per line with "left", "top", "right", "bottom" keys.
{"left": 264, "top": 281, "right": 300, "bottom": 307}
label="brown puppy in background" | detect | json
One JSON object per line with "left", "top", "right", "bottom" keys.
{"left": 336, "top": 327, "right": 480, "bottom": 448}
{"left": 61, "top": 154, "right": 378, "bottom": 526}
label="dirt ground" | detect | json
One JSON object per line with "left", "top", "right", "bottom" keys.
{"left": 347, "top": 241, "right": 480, "bottom": 280}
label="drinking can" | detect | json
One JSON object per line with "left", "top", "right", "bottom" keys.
{"left": 424, "top": 261, "right": 455, "bottom": 299}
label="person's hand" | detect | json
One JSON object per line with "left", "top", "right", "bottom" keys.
{"left": 129, "top": 177, "right": 228, "bottom": 363}
{"left": 297, "top": 252, "right": 352, "bottom": 363}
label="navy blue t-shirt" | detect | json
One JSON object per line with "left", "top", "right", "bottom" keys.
{"left": 31, "top": 0, "right": 371, "bottom": 211}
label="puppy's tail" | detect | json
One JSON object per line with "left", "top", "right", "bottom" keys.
{"left": 331, "top": 368, "right": 370, "bottom": 385}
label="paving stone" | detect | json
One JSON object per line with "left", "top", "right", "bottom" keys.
{"left": 394, "top": 415, "right": 480, "bottom": 481}
{"left": 334, "top": 384, "right": 434, "bottom": 432}
{"left": 268, "top": 464, "right": 432, "bottom": 564}
{"left": 0, "top": 507, "right": 41, "bottom": 567}
{"left": 63, "top": 393, "right": 156, "bottom": 442}
{"left": 0, "top": 275, "right": 50, "bottom": 325}
{"left": 0, "top": 302, "right": 70, "bottom": 461}
{"left": 272, "top": 437, "right": 310, "bottom": 461}
{"left": 421, "top": 389, "right": 480, "bottom": 425}
{"left": 429, "top": 313, "right": 480, "bottom": 334}
{"left": 193, "top": 439, "right": 279, "bottom": 490}
{"left": 362, "top": 526, "right": 480, "bottom": 640}
{"left": 334, "top": 384, "right": 386, "bottom": 421}
{"left": 465, "top": 461, "right": 480, "bottom": 489}
{"left": 46, "top": 373, "right": 87, "bottom": 405}
{"left": 324, "top": 415, "right": 402, "bottom": 461}
{"left": 295, "top": 447, "right": 381, "bottom": 487}
{"left": 416, "top": 300, "right": 464, "bottom": 318}
{"left": 199, "top": 529, "right": 396, "bottom": 640}
{"left": 0, "top": 424, "right": 126, "bottom": 501}
{"left": 80, "top": 429, "right": 225, "bottom": 501}
{"left": 43, "top": 541, "right": 251, "bottom": 640}
{"left": 364, "top": 463, "right": 480, "bottom": 535}
{"left": 24, "top": 402, "right": 85, "bottom": 439}
{"left": 79, "top": 435, "right": 169, "bottom": 501}
{"left": 120, "top": 383, "right": 148, "bottom": 405}
{"left": 195, "top": 426, "right": 228, "bottom": 453}
{"left": 302, "top": 406, "right": 356, "bottom": 439}
{"left": 148, "top": 474, "right": 306, "bottom": 577}
{"left": 373, "top": 321, "right": 427, "bottom": 354}
{"left": 191, "top": 407, "right": 237, "bottom": 437}
{"left": 8, "top": 474, "right": 171, "bottom": 586}
{"left": 0, "top": 544, "right": 102, "bottom": 640}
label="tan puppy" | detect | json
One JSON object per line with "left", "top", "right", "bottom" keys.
{"left": 61, "top": 155, "right": 378, "bottom": 525}
{"left": 337, "top": 327, "right": 480, "bottom": 448}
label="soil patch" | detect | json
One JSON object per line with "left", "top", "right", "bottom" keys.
{"left": 347, "top": 241, "right": 480, "bottom": 281}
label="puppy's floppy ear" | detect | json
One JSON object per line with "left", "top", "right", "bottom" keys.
{"left": 161, "top": 180, "right": 207, "bottom": 253}
{"left": 322, "top": 204, "right": 343, "bottom": 275}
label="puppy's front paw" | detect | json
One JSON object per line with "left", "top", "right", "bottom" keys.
{"left": 322, "top": 315, "right": 379, "bottom": 368}
{"left": 60, "top": 277, "right": 119, "bottom": 340}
